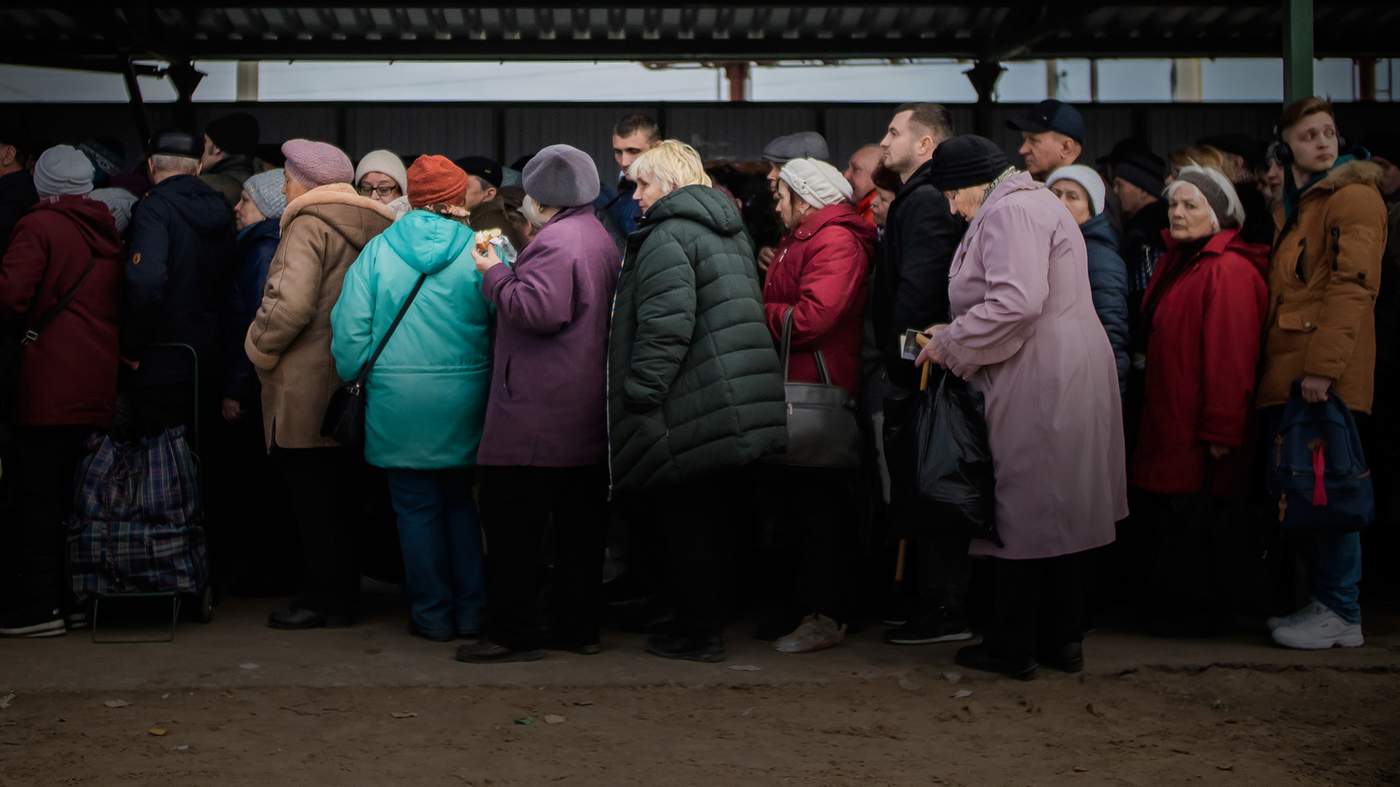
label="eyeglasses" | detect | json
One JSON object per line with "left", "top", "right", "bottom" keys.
{"left": 358, "top": 183, "right": 401, "bottom": 198}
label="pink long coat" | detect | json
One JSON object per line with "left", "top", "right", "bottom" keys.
{"left": 933, "top": 171, "right": 1128, "bottom": 560}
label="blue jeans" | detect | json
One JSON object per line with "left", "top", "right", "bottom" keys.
{"left": 385, "top": 469, "right": 486, "bottom": 637}
{"left": 1310, "top": 530, "right": 1362, "bottom": 624}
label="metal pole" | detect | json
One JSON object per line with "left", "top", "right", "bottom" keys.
{"left": 1283, "top": 0, "right": 1314, "bottom": 102}
{"left": 120, "top": 56, "right": 152, "bottom": 152}
{"left": 1357, "top": 58, "right": 1377, "bottom": 101}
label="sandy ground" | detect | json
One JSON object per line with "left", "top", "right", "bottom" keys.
{"left": 2, "top": 590, "right": 1399, "bottom": 786}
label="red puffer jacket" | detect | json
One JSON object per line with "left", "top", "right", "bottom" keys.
{"left": 0, "top": 196, "right": 123, "bottom": 428}
{"left": 762, "top": 202, "right": 876, "bottom": 398}
{"left": 1131, "top": 227, "right": 1269, "bottom": 497}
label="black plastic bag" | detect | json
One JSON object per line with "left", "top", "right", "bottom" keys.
{"left": 914, "top": 372, "right": 1000, "bottom": 546}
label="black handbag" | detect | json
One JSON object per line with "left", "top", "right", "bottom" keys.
{"left": 320, "top": 273, "right": 427, "bottom": 447}
{"left": 763, "top": 308, "right": 863, "bottom": 469}
{"left": 913, "top": 368, "right": 1000, "bottom": 546}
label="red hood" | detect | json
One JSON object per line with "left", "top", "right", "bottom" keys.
{"left": 31, "top": 196, "right": 122, "bottom": 259}
{"left": 792, "top": 202, "right": 878, "bottom": 248}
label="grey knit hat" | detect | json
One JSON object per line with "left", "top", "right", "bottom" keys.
{"left": 762, "top": 131, "right": 830, "bottom": 164}
{"left": 779, "top": 157, "right": 853, "bottom": 207}
{"left": 1171, "top": 165, "right": 1244, "bottom": 230}
{"left": 33, "top": 144, "right": 95, "bottom": 198}
{"left": 243, "top": 168, "right": 287, "bottom": 219}
{"left": 88, "top": 187, "right": 138, "bottom": 234}
{"left": 522, "top": 144, "right": 600, "bottom": 208}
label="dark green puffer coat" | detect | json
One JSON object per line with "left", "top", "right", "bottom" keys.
{"left": 608, "top": 184, "right": 787, "bottom": 492}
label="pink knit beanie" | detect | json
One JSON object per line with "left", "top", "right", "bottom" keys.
{"left": 281, "top": 139, "right": 354, "bottom": 188}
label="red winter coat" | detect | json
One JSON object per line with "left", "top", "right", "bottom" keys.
{"left": 1131, "top": 228, "right": 1269, "bottom": 498}
{"left": 0, "top": 196, "right": 123, "bottom": 428}
{"left": 762, "top": 202, "right": 876, "bottom": 398}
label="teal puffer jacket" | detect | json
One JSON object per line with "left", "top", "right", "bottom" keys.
{"left": 607, "top": 184, "right": 787, "bottom": 492}
{"left": 331, "top": 210, "right": 493, "bottom": 469}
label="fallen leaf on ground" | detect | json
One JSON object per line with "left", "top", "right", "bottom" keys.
{"left": 1085, "top": 703, "right": 1106, "bottom": 718}
{"left": 513, "top": 717, "right": 534, "bottom": 726}
{"left": 728, "top": 665, "right": 761, "bottom": 672}
{"left": 147, "top": 727, "right": 167, "bottom": 736}
{"left": 103, "top": 700, "right": 131, "bottom": 709}
{"left": 571, "top": 700, "right": 594, "bottom": 707}
{"left": 942, "top": 672, "right": 963, "bottom": 684}
{"left": 543, "top": 714, "right": 566, "bottom": 725}
{"left": 0, "top": 693, "right": 14, "bottom": 710}
{"left": 390, "top": 712, "right": 418, "bottom": 719}
{"left": 951, "top": 689, "right": 974, "bottom": 699}
{"left": 173, "top": 745, "right": 190, "bottom": 752}
{"left": 1216, "top": 764, "right": 1235, "bottom": 772}
{"left": 239, "top": 663, "right": 260, "bottom": 671}
{"left": 897, "top": 677, "right": 922, "bottom": 691}
{"left": 1073, "top": 766, "right": 1089, "bottom": 773}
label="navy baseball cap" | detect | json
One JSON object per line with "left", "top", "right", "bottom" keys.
{"left": 1006, "top": 99, "right": 1085, "bottom": 145}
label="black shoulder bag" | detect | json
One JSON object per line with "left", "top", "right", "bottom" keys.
{"left": 762, "top": 308, "right": 864, "bottom": 469}
{"left": 320, "top": 273, "right": 427, "bottom": 447}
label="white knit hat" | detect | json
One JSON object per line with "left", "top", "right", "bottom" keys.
{"left": 778, "top": 157, "right": 852, "bottom": 208}
{"left": 354, "top": 149, "right": 408, "bottom": 193}
{"left": 1046, "top": 164, "right": 1107, "bottom": 216}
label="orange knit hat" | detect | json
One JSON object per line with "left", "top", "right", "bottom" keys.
{"left": 407, "top": 154, "right": 469, "bottom": 209}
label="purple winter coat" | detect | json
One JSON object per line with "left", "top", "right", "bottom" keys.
{"left": 476, "top": 204, "right": 621, "bottom": 467}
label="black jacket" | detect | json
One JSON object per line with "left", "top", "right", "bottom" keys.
{"left": 607, "top": 184, "right": 787, "bottom": 492}
{"left": 1081, "top": 212, "right": 1131, "bottom": 397}
{"left": 872, "top": 158, "right": 964, "bottom": 389}
{"left": 0, "top": 169, "right": 38, "bottom": 254}
{"left": 124, "top": 174, "right": 237, "bottom": 387}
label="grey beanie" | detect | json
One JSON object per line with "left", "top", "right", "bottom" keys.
{"left": 522, "top": 144, "right": 600, "bottom": 208}
{"left": 1172, "top": 165, "right": 1244, "bottom": 230}
{"left": 243, "top": 168, "right": 288, "bottom": 220}
{"left": 88, "top": 187, "right": 138, "bottom": 234}
{"left": 33, "top": 144, "right": 95, "bottom": 198}
{"left": 762, "top": 131, "right": 830, "bottom": 164}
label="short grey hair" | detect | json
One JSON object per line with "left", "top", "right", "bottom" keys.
{"left": 1165, "top": 165, "right": 1245, "bottom": 231}
{"left": 150, "top": 154, "right": 199, "bottom": 174}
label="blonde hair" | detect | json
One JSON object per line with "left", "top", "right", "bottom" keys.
{"left": 627, "top": 139, "right": 712, "bottom": 197}
{"left": 1168, "top": 144, "right": 1245, "bottom": 184}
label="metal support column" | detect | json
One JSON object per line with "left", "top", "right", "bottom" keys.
{"left": 1357, "top": 58, "right": 1377, "bottom": 101}
{"left": 723, "top": 62, "right": 750, "bottom": 102}
{"left": 965, "top": 60, "right": 1006, "bottom": 137}
{"left": 1283, "top": 0, "right": 1314, "bottom": 102}
{"left": 120, "top": 56, "right": 152, "bottom": 151}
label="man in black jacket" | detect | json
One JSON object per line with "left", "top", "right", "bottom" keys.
{"left": 0, "top": 133, "right": 37, "bottom": 253}
{"left": 873, "top": 103, "right": 971, "bottom": 646}
{"left": 124, "top": 130, "right": 237, "bottom": 434}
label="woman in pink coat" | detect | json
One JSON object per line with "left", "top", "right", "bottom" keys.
{"left": 917, "top": 135, "right": 1128, "bottom": 679}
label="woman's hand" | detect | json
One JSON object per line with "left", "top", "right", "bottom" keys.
{"left": 472, "top": 243, "right": 501, "bottom": 274}
{"left": 914, "top": 324, "right": 947, "bottom": 367}
{"left": 1300, "top": 374, "right": 1333, "bottom": 404}
{"left": 1208, "top": 444, "right": 1231, "bottom": 460}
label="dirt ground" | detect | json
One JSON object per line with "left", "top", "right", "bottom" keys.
{"left": 4, "top": 659, "right": 1399, "bottom": 785}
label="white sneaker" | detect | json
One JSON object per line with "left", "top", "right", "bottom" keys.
{"left": 1271, "top": 604, "right": 1364, "bottom": 650}
{"left": 774, "top": 613, "right": 846, "bottom": 654}
{"left": 1267, "top": 599, "right": 1325, "bottom": 632}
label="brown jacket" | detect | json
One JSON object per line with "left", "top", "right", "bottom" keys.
{"left": 244, "top": 183, "right": 395, "bottom": 449}
{"left": 1258, "top": 159, "right": 1388, "bottom": 414}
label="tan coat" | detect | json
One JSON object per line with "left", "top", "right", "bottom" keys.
{"left": 1258, "top": 160, "right": 1388, "bottom": 413}
{"left": 244, "top": 183, "right": 395, "bottom": 449}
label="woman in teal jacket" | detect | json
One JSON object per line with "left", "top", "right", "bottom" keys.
{"left": 331, "top": 155, "right": 493, "bottom": 642}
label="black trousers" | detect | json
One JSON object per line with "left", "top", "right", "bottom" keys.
{"left": 883, "top": 388, "right": 972, "bottom": 611}
{"left": 986, "top": 553, "right": 1085, "bottom": 661}
{"left": 764, "top": 466, "right": 857, "bottom": 624}
{"left": 3, "top": 425, "right": 92, "bottom": 617}
{"left": 644, "top": 470, "right": 742, "bottom": 639}
{"left": 480, "top": 465, "right": 608, "bottom": 650}
{"left": 273, "top": 446, "right": 360, "bottom": 617}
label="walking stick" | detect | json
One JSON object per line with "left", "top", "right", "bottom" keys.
{"left": 895, "top": 337, "right": 934, "bottom": 584}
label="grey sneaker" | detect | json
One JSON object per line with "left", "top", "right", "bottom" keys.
{"left": 1266, "top": 599, "right": 1324, "bottom": 632}
{"left": 774, "top": 613, "right": 846, "bottom": 654}
{"left": 1271, "top": 604, "right": 1364, "bottom": 650}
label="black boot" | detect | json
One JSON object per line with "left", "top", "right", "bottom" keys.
{"left": 645, "top": 631, "right": 726, "bottom": 663}
{"left": 1037, "top": 641, "right": 1084, "bottom": 673}
{"left": 955, "top": 643, "right": 1037, "bottom": 680}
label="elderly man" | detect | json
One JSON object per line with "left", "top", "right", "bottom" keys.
{"left": 756, "top": 130, "right": 830, "bottom": 272}
{"left": 457, "top": 155, "right": 527, "bottom": 252}
{"left": 1006, "top": 99, "right": 1085, "bottom": 180}
{"left": 0, "top": 132, "right": 36, "bottom": 252}
{"left": 199, "top": 112, "right": 260, "bottom": 208}
{"left": 844, "top": 143, "right": 883, "bottom": 225}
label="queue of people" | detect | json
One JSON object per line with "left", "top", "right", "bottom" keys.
{"left": 0, "top": 95, "right": 1394, "bottom": 681}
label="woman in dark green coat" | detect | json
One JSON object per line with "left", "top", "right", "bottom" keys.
{"left": 609, "top": 140, "right": 787, "bottom": 663}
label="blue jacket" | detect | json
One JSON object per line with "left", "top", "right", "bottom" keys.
{"left": 1082, "top": 212, "right": 1130, "bottom": 397}
{"left": 223, "top": 217, "right": 279, "bottom": 400}
{"left": 330, "top": 210, "right": 493, "bottom": 469}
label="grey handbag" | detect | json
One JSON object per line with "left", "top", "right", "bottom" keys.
{"left": 764, "top": 308, "right": 864, "bottom": 469}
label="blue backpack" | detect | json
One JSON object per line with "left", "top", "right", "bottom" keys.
{"left": 1267, "top": 389, "right": 1374, "bottom": 532}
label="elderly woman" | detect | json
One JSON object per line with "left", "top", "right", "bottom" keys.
{"left": 355, "top": 149, "right": 410, "bottom": 217}
{"left": 610, "top": 140, "right": 787, "bottom": 663}
{"left": 454, "top": 145, "right": 620, "bottom": 664}
{"left": 1046, "top": 165, "right": 1130, "bottom": 398}
{"left": 915, "top": 135, "right": 1127, "bottom": 679}
{"left": 331, "top": 155, "right": 493, "bottom": 642}
{"left": 1131, "top": 165, "right": 1268, "bottom": 637}
{"left": 760, "top": 157, "right": 877, "bottom": 654}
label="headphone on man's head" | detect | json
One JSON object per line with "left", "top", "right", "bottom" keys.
{"left": 1273, "top": 121, "right": 1346, "bottom": 166}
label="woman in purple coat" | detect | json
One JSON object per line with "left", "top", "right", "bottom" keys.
{"left": 917, "top": 136, "right": 1128, "bottom": 679}
{"left": 455, "top": 144, "right": 621, "bottom": 664}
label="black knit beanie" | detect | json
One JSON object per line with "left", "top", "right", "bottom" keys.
{"left": 930, "top": 135, "right": 1012, "bottom": 191}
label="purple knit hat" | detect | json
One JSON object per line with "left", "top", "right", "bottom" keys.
{"left": 281, "top": 139, "right": 354, "bottom": 189}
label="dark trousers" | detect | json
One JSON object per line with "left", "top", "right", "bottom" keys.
{"left": 480, "top": 465, "right": 608, "bottom": 650}
{"left": 987, "top": 553, "right": 1085, "bottom": 661}
{"left": 883, "top": 388, "right": 972, "bottom": 612}
{"left": 274, "top": 446, "right": 359, "bottom": 617}
{"left": 1133, "top": 490, "right": 1235, "bottom": 634}
{"left": 646, "top": 471, "right": 741, "bottom": 639}
{"left": 2, "top": 425, "right": 92, "bottom": 617}
{"left": 386, "top": 468, "right": 485, "bottom": 637}
{"left": 765, "top": 466, "right": 857, "bottom": 624}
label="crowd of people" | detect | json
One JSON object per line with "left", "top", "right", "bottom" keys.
{"left": 0, "top": 95, "right": 1395, "bottom": 679}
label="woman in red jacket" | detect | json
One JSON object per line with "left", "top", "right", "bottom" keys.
{"left": 0, "top": 145, "right": 122, "bottom": 638}
{"left": 761, "top": 157, "right": 877, "bottom": 654}
{"left": 1131, "top": 165, "right": 1269, "bottom": 637}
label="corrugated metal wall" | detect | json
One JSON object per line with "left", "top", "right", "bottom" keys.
{"left": 5, "top": 101, "right": 1397, "bottom": 177}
